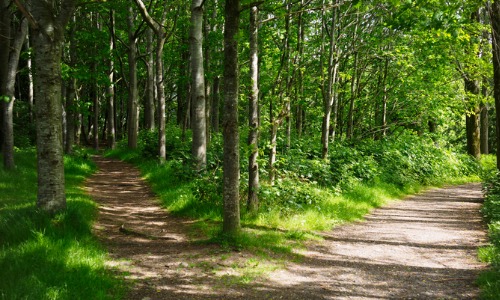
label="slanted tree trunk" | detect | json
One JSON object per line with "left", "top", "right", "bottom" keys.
{"left": 190, "top": 0, "right": 207, "bottom": 169}
{"left": 247, "top": 5, "right": 259, "bottom": 212}
{"left": 2, "top": 10, "right": 27, "bottom": 169}
{"left": 15, "top": 0, "right": 77, "bottom": 213}
{"left": 132, "top": 0, "right": 169, "bottom": 162}
{"left": 222, "top": 0, "right": 241, "bottom": 235}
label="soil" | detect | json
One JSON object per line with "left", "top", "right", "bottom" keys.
{"left": 85, "top": 155, "right": 488, "bottom": 300}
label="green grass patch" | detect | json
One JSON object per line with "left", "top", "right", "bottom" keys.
{"left": 107, "top": 131, "right": 478, "bottom": 259}
{"left": 0, "top": 149, "right": 124, "bottom": 300}
{"left": 478, "top": 154, "right": 500, "bottom": 299}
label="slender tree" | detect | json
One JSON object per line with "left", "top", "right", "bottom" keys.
{"left": 223, "top": 0, "right": 241, "bottom": 234}
{"left": 1, "top": 7, "right": 27, "bottom": 170}
{"left": 247, "top": 5, "right": 259, "bottom": 212}
{"left": 491, "top": 0, "right": 500, "bottom": 170}
{"left": 190, "top": 0, "right": 207, "bottom": 169}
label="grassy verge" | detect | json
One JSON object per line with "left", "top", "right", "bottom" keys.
{"left": 0, "top": 148, "right": 124, "bottom": 300}
{"left": 478, "top": 154, "right": 500, "bottom": 299}
{"left": 107, "top": 131, "right": 479, "bottom": 257}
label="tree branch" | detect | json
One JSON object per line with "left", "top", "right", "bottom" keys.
{"left": 12, "top": 0, "right": 38, "bottom": 30}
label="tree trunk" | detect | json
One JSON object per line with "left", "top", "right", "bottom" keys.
{"left": 247, "top": 5, "right": 259, "bottom": 212}
{"left": 492, "top": 0, "right": 500, "bottom": 170}
{"left": 222, "top": 0, "right": 241, "bottom": 235}
{"left": 127, "top": 6, "right": 139, "bottom": 149}
{"left": 464, "top": 78, "right": 481, "bottom": 159}
{"left": 18, "top": 0, "right": 77, "bottom": 213}
{"left": 480, "top": 102, "right": 488, "bottom": 154}
{"left": 211, "top": 76, "right": 220, "bottom": 133}
{"left": 107, "top": 9, "right": 116, "bottom": 149}
{"left": 2, "top": 15, "right": 27, "bottom": 169}
{"left": 190, "top": 0, "right": 207, "bottom": 169}
{"left": 0, "top": 0, "right": 10, "bottom": 155}
{"left": 145, "top": 27, "right": 155, "bottom": 131}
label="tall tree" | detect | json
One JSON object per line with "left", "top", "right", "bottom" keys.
{"left": 133, "top": 0, "right": 173, "bottom": 162}
{"left": 247, "top": 5, "right": 259, "bottom": 212}
{"left": 222, "top": 0, "right": 240, "bottom": 234}
{"left": 14, "top": 0, "right": 77, "bottom": 213}
{"left": 127, "top": 5, "right": 139, "bottom": 149}
{"left": 1, "top": 5, "right": 27, "bottom": 170}
{"left": 491, "top": 0, "right": 500, "bottom": 170}
{"left": 190, "top": 0, "right": 207, "bottom": 169}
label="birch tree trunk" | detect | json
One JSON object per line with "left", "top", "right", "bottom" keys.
{"left": 247, "top": 5, "right": 259, "bottom": 212}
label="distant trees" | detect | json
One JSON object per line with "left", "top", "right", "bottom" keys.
{"left": 2, "top": 0, "right": 497, "bottom": 215}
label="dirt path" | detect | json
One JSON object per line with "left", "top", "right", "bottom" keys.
{"left": 85, "top": 156, "right": 488, "bottom": 299}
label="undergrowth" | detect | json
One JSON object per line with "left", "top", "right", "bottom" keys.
{"left": 478, "top": 154, "right": 500, "bottom": 299}
{"left": 0, "top": 148, "right": 124, "bottom": 300}
{"left": 107, "top": 129, "right": 479, "bottom": 257}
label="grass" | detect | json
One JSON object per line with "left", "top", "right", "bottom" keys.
{"left": 0, "top": 148, "right": 124, "bottom": 300}
{"left": 478, "top": 154, "right": 500, "bottom": 299}
{"left": 106, "top": 141, "right": 478, "bottom": 258}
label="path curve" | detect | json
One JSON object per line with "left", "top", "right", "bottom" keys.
{"left": 85, "top": 156, "right": 487, "bottom": 299}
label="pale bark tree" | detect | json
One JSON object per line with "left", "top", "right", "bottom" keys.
{"left": 223, "top": 0, "right": 241, "bottom": 234}
{"left": 145, "top": 27, "right": 155, "bottom": 131}
{"left": 14, "top": 0, "right": 77, "bottom": 213}
{"left": 190, "top": 0, "right": 207, "bottom": 169}
{"left": 65, "top": 18, "right": 77, "bottom": 154}
{"left": 1, "top": 5, "right": 27, "bottom": 170}
{"left": 133, "top": 0, "right": 172, "bottom": 162}
{"left": 247, "top": 5, "right": 259, "bottom": 212}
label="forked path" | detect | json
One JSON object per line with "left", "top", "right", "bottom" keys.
{"left": 85, "top": 156, "right": 488, "bottom": 299}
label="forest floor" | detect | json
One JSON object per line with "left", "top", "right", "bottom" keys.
{"left": 85, "top": 155, "right": 488, "bottom": 300}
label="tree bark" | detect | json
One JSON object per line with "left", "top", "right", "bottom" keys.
{"left": 145, "top": 27, "right": 155, "bottom": 131}
{"left": 127, "top": 6, "right": 139, "bottom": 149}
{"left": 2, "top": 13, "right": 27, "bottom": 169}
{"left": 492, "top": 0, "right": 500, "bottom": 170}
{"left": 211, "top": 76, "right": 220, "bottom": 133}
{"left": 107, "top": 9, "right": 116, "bottom": 149}
{"left": 247, "top": 5, "right": 259, "bottom": 212}
{"left": 190, "top": 0, "right": 207, "bottom": 169}
{"left": 223, "top": 0, "right": 241, "bottom": 235}
{"left": 16, "top": 0, "right": 77, "bottom": 213}
{"left": 464, "top": 78, "right": 481, "bottom": 159}
{"left": 0, "top": 0, "right": 10, "bottom": 155}
{"left": 480, "top": 102, "right": 488, "bottom": 154}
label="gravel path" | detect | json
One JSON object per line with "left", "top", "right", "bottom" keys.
{"left": 85, "top": 156, "right": 487, "bottom": 299}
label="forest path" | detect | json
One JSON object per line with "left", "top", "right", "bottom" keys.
{"left": 85, "top": 156, "right": 487, "bottom": 299}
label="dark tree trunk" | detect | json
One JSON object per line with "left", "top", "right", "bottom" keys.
{"left": 222, "top": 0, "right": 241, "bottom": 235}
{"left": 145, "top": 27, "right": 155, "bottom": 131}
{"left": 107, "top": 9, "right": 116, "bottom": 149}
{"left": 211, "top": 76, "right": 220, "bottom": 133}
{"left": 464, "top": 78, "right": 481, "bottom": 159}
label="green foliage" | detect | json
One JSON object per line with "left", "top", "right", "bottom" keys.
{"left": 478, "top": 156, "right": 500, "bottom": 299}
{"left": 0, "top": 149, "right": 124, "bottom": 300}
